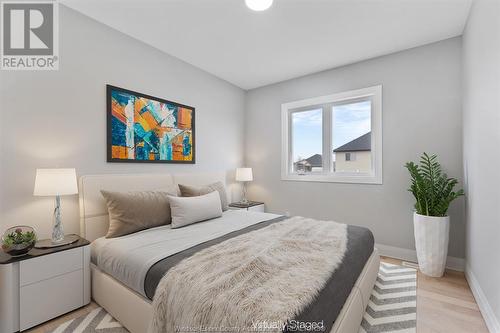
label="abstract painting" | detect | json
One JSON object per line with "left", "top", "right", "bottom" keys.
{"left": 107, "top": 85, "right": 195, "bottom": 163}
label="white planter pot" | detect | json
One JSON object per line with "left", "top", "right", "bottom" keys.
{"left": 413, "top": 212, "right": 450, "bottom": 277}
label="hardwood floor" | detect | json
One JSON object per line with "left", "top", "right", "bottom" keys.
{"left": 381, "top": 256, "right": 488, "bottom": 333}
{"left": 27, "top": 256, "right": 488, "bottom": 333}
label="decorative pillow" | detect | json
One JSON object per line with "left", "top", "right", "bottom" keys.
{"left": 178, "top": 181, "right": 229, "bottom": 211}
{"left": 169, "top": 191, "right": 223, "bottom": 229}
{"left": 101, "top": 189, "right": 176, "bottom": 238}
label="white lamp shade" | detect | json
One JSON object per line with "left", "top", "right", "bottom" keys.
{"left": 236, "top": 168, "right": 253, "bottom": 182}
{"left": 33, "top": 168, "right": 78, "bottom": 196}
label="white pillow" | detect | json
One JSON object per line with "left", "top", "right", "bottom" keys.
{"left": 169, "top": 191, "right": 223, "bottom": 228}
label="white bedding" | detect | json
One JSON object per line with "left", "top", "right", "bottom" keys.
{"left": 91, "top": 210, "right": 282, "bottom": 297}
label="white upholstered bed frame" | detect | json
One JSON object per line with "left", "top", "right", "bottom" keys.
{"left": 79, "top": 173, "right": 379, "bottom": 333}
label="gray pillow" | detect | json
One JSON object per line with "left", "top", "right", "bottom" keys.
{"left": 169, "top": 191, "right": 223, "bottom": 229}
{"left": 101, "top": 189, "right": 176, "bottom": 238}
{"left": 178, "top": 181, "right": 229, "bottom": 211}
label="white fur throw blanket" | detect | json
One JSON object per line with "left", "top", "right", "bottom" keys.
{"left": 149, "top": 216, "right": 347, "bottom": 333}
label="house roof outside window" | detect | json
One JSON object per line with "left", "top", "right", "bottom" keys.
{"left": 295, "top": 132, "right": 371, "bottom": 167}
{"left": 333, "top": 132, "right": 371, "bottom": 153}
{"left": 295, "top": 153, "right": 322, "bottom": 168}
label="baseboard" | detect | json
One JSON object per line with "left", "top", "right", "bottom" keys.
{"left": 375, "top": 243, "right": 465, "bottom": 272}
{"left": 465, "top": 265, "right": 500, "bottom": 333}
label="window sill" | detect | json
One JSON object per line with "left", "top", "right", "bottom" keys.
{"left": 281, "top": 173, "right": 382, "bottom": 184}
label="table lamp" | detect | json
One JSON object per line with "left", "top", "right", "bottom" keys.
{"left": 33, "top": 168, "right": 79, "bottom": 247}
{"left": 236, "top": 168, "right": 253, "bottom": 204}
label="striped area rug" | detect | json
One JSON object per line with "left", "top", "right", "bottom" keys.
{"left": 51, "top": 262, "right": 416, "bottom": 333}
{"left": 50, "top": 307, "right": 128, "bottom": 333}
{"left": 359, "top": 262, "right": 417, "bottom": 333}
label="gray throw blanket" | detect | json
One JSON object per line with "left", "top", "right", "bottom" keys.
{"left": 149, "top": 216, "right": 348, "bottom": 333}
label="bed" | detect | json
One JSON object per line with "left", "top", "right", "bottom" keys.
{"left": 79, "top": 173, "right": 379, "bottom": 333}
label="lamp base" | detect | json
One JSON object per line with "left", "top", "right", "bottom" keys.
{"left": 35, "top": 234, "right": 80, "bottom": 249}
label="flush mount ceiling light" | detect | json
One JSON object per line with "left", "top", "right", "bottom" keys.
{"left": 245, "top": 0, "right": 273, "bottom": 11}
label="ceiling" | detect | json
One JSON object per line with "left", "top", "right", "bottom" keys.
{"left": 61, "top": 0, "right": 472, "bottom": 90}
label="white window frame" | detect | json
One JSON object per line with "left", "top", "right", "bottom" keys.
{"left": 281, "top": 85, "right": 382, "bottom": 184}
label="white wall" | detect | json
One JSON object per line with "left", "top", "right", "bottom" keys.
{"left": 0, "top": 6, "right": 246, "bottom": 239}
{"left": 463, "top": 0, "right": 500, "bottom": 331}
{"left": 245, "top": 38, "right": 465, "bottom": 259}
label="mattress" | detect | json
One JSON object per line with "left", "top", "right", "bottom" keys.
{"left": 91, "top": 210, "right": 283, "bottom": 296}
{"left": 147, "top": 219, "right": 373, "bottom": 333}
{"left": 91, "top": 211, "right": 374, "bottom": 332}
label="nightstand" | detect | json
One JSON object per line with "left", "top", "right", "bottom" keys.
{"left": 229, "top": 201, "right": 265, "bottom": 212}
{"left": 0, "top": 235, "right": 90, "bottom": 332}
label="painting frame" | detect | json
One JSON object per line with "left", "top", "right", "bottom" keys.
{"left": 106, "top": 84, "right": 196, "bottom": 164}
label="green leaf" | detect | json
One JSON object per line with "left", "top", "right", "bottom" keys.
{"left": 404, "top": 153, "right": 464, "bottom": 217}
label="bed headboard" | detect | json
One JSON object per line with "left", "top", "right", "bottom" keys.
{"left": 79, "top": 172, "right": 228, "bottom": 242}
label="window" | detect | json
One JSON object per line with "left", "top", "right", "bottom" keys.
{"left": 291, "top": 109, "right": 323, "bottom": 174}
{"left": 345, "top": 153, "right": 356, "bottom": 162}
{"left": 281, "top": 86, "right": 382, "bottom": 184}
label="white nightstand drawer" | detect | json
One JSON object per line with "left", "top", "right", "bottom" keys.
{"left": 20, "top": 247, "right": 83, "bottom": 286}
{"left": 20, "top": 269, "right": 83, "bottom": 331}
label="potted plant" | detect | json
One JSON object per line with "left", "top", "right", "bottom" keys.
{"left": 1, "top": 226, "right": 37, "bottom": 257}
{"left": 405, "top": 153, "right": 464, "bottom": 277}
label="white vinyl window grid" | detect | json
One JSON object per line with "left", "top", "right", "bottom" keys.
{"left": 281, "top": 85, "right": 382, "bottom": 184}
